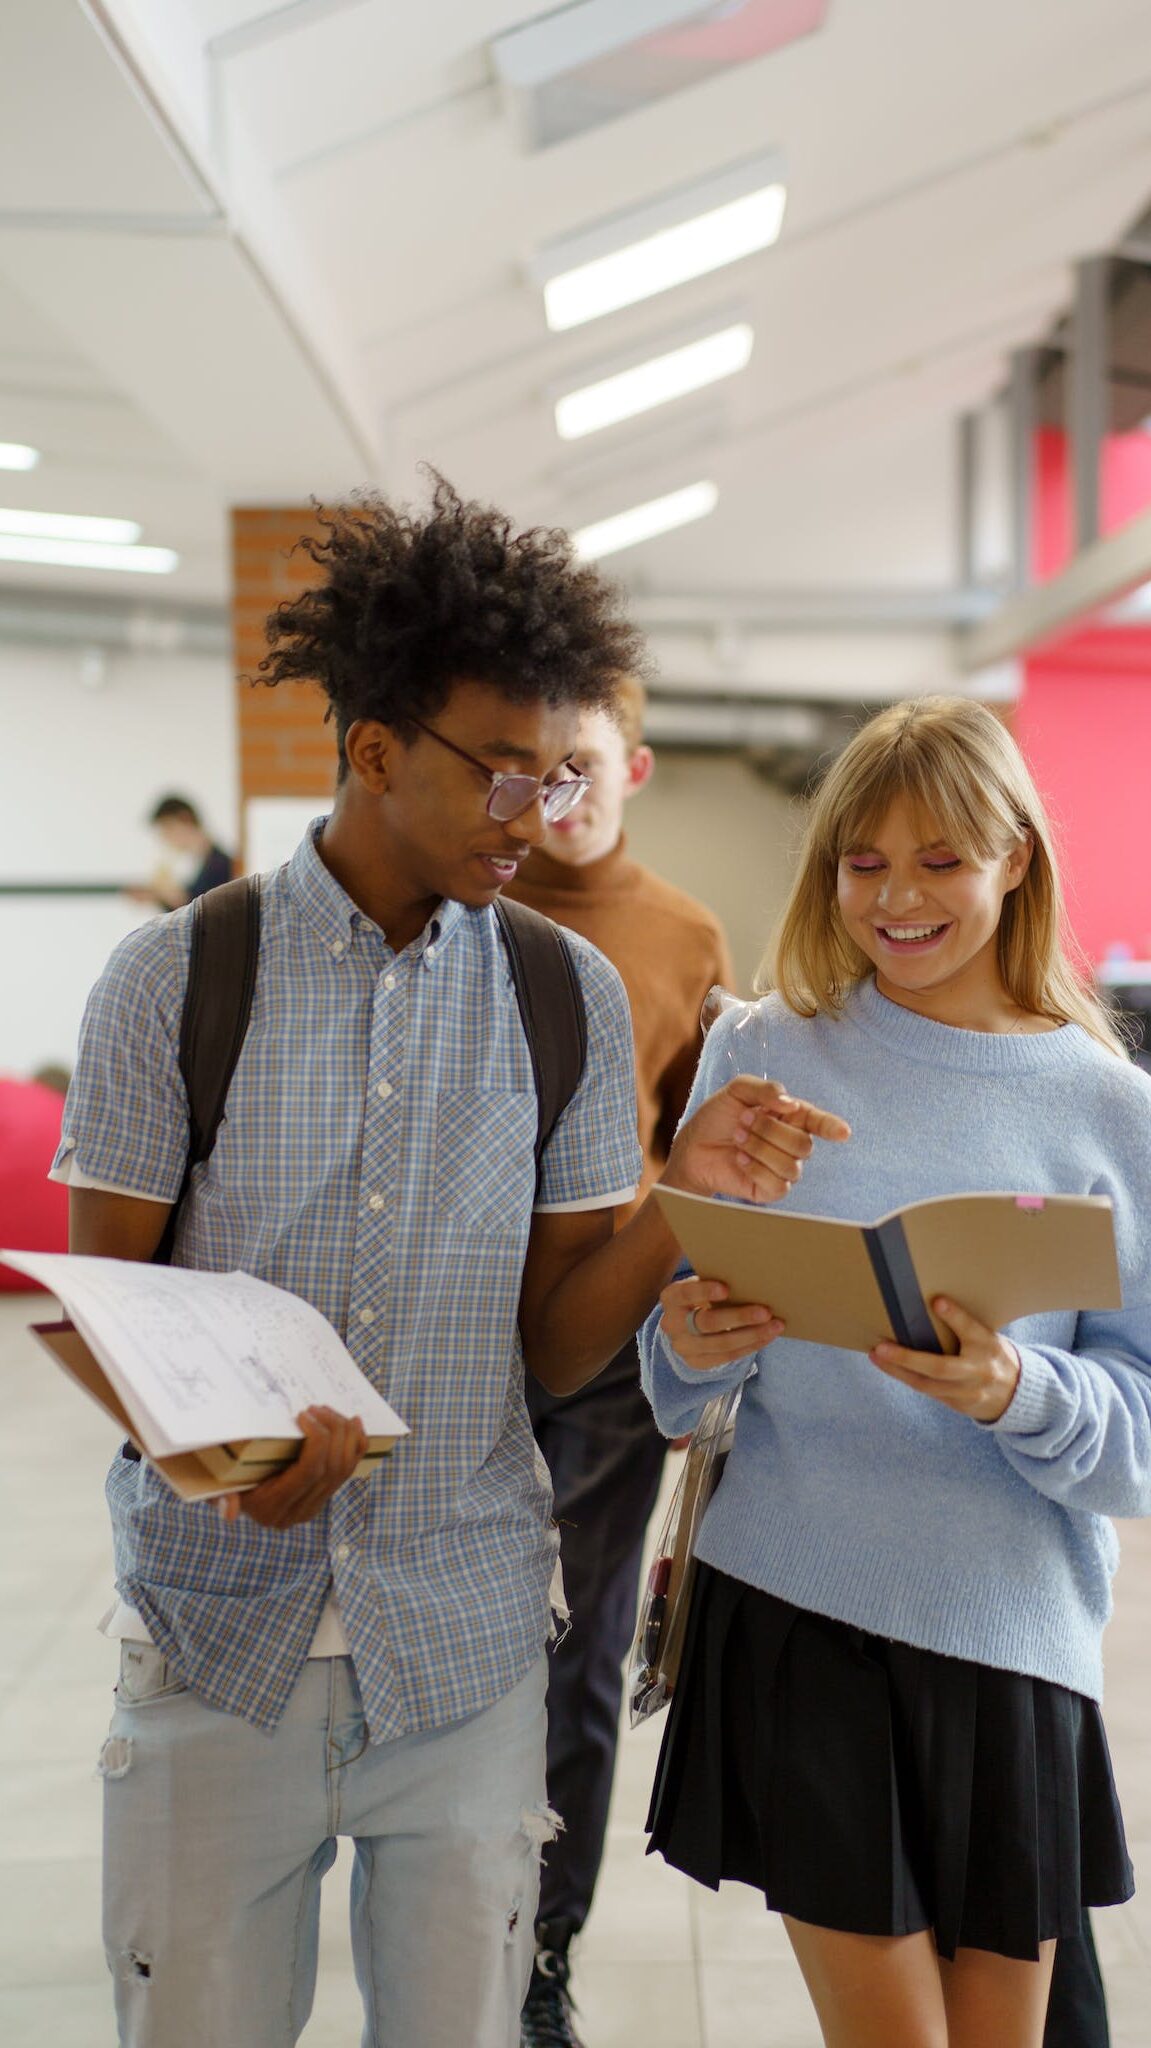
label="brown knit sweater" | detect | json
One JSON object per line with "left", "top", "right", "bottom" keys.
{"left": 507, "top": 838, "right": 735, "bottom": 1216}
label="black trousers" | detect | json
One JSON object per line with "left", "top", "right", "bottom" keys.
{"left": 528, "top": 1341, "right": 667, "bottom": 1933}
{"left": 1044, "top": 1913, "right": 1110, "bottom": 2046}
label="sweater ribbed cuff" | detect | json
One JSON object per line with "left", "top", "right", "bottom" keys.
{"left": 662, "top": 1329, "right": 751, "bottom": 1389}
{"left": 991, "top": 1344, "right": 1064, "bottom": 1438}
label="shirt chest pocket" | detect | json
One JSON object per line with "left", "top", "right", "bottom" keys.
{"left": 433, "top": 1088, "right": 538, "bottom": 1237}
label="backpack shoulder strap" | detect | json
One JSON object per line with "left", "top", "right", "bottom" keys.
{"left": 152, "top": 873, "right": 261, "bottom": 1273}
{"left": 492, "top": 894, "right": 587, "bottom": 1188}
{"left": 145, "top": 876, "right": 260, "bottom": 1368}
{"left": 179, "top": 872, "right": 262, "bottom": 1165}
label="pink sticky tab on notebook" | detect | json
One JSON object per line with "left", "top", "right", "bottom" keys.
{"left": 1015, "top": 1196, "right": 1045, "bottom": 1211}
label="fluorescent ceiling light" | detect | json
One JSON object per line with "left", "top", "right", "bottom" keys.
{"left": 0, "top": 536, "right": 178, "bottom": 574}
{"left": 572, "top": 480, "right": 718, "bottom": 559}
{"left": 0, "top": 443, "right": 40, "bottom": 471}
{"left": 534, "top": 153, "right": 786, "bottom": 330}
{"left": 0, "top": 505, "right": 142, "bottom": 545}
{"left": 546, "top": 188, "right": 784, "bottom": 328}
{"left": 556, "top": 321, "right": 753, "bottom": 438}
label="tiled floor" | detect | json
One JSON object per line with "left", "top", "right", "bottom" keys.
{"left": 1, "top": 1290, "right": 1149, "bottom": 2044}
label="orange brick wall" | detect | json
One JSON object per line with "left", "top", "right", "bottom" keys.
{"left": 231, "top": 507, "right": 337, "bottom": 823}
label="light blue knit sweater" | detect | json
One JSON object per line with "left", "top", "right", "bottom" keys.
{"left": 640, "top": 979, "right": 1151, "bottom": 1701}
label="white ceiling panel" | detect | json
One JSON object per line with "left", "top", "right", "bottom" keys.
{"left": 0, "top": 272, "right": 107, "bottom": 402}
{"left": 581, "top": 413, "right": 959, "bottom": 591}
{"left": 217, "top": 0, "right": 524, "bottom": 175}
{"left": 0, "top": 0, "right": 214, "bottom": 219}
{"left": 291, "top": 0, "right": 1151, "bottom": 341}
{"left": 345, "top": 42, "right": 1151, "bottom": 492}
{"left": 0, "top": 226, "right": 372, "bottom": 498}
{"left": 1, "top": 0, "right": 1150, "bottom": 631}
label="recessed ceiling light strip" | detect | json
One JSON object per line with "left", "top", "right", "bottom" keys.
{"left": 572, "top": 480, "right": 718, "bottom": 559}
{"left": 556, "top": 321, "right": 753, "bottom": 438}
{"left": 533, "top": 151, "right": 786, "bottom": 329}
{"left": 546, "top": 188, "right": 784, "bottom": 330}
{"left": 0, "top": 536, "right": 178, "bottom": 574}
{"left": 0, "top": 507, "right": 142, "bottom": 545}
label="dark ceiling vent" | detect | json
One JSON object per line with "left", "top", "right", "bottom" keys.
{"left": 494, "top": 0, "right": 831, "bottom": 151}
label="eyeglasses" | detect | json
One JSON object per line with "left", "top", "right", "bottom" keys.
{"left": 409, "top": 718, "right": 591, "bottom": 824}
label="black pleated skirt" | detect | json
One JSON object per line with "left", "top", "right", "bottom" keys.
{"left": 647, "top": 1565, "right": 1133, "bottom": 1961}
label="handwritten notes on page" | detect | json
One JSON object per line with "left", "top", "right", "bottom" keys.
{"left": 3, "top": 1251, "right": 407, "bottom": 1456}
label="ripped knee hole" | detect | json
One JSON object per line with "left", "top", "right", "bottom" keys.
{"left": 520, "top": 1804, "right": 563, "bottom": 1853}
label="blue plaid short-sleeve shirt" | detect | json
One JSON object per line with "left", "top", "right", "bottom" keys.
{"left": 54, "top": 822, "right": 641, "bottom": 1737}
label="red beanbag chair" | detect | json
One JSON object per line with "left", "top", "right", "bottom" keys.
{"left": 0, "top": 1077, "right": 70, "bottom": 1290}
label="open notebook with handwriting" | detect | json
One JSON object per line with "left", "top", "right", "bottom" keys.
{"left": 4, "top": 1249, "right": 407, "bottom": 1500}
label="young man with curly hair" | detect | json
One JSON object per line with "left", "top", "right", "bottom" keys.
{"left": 52, "top": 479, "right": 843, "bottom": 2048}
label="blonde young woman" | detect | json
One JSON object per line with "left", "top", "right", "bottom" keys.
{"left": 639, "top": 698, "right": 1149, "bottom": 2048}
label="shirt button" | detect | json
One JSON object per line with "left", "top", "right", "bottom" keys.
{"left": 383, "top": 974, "right": 396, "bottom": 991}
{"left": 334, "top": 1543, "right": 350, "bottom": 1563}
{"left": 376, "top": 1080, "right": 393, "bottom": 1100}
{"left": 425, "top": 945, "right": 436, "bottom": 963}
{"left": 358, "top": 1306, "right": 375, "bottom": 1326}
{"left": 331, "top": 939, "right": 345, "bottom": 957}
{"left": 368, "top": 1193, "right": 385, "bottom": 1212}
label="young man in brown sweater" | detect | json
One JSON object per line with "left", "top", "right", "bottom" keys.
{"left": 508, "top": 677, "right": 734, "bottom": 2047}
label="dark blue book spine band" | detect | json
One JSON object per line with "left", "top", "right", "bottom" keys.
{"left": 864, "top": 1216, "right": 942, "bottom": 1353}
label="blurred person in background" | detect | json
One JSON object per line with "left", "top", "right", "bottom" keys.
{"left": 508, "top": 675, "right": 735, "bottom": 2048}
{"left": 128, "top": 793, "right": 233, "bottom": 911}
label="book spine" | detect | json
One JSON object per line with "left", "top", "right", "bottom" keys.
{"left": 864, "top": 1217, "right": 942, "bottom": 1354}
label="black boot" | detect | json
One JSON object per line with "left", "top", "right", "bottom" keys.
{"left": 521, "top": 1918, "right": 585, "bottom": 2048}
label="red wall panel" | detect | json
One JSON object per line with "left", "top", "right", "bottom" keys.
{"left": 1016, "top": 427, "right": 1151, "bottom": 968}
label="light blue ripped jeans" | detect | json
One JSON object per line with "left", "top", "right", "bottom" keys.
{"left": 100, "top": 1647, "right": 551, "bottom": 2048}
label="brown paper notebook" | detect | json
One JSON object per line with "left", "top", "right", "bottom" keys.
{"left": 653, "top": 1188, "right": 1122, "bottom": 1355}
{"left": 32, "top": 1320, "right": 400, "bottom": 1501}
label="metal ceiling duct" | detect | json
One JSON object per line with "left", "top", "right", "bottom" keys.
{"left": 0, "top": 588, "right": 230, "bottom": 655}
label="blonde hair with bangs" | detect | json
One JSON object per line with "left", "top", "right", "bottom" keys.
{"left": 759, "top": 697, "right": 1126, "bottom": 1056}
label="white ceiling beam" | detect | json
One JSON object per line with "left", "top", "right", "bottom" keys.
{"left": 630, "top": 588, "right": 999, "bottom": 630}
{"left": 207, "top": 0, "right": 371, "bottom": 61}
{"left": 53, "top": 1, "right": 380, "bottom": 474}
{"left": 959, "top": 504, "right": 1151, "bottom": 670}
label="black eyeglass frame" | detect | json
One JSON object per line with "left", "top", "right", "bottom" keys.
{"left": 409, "top": 717, "right": 591, "bottom": 824}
